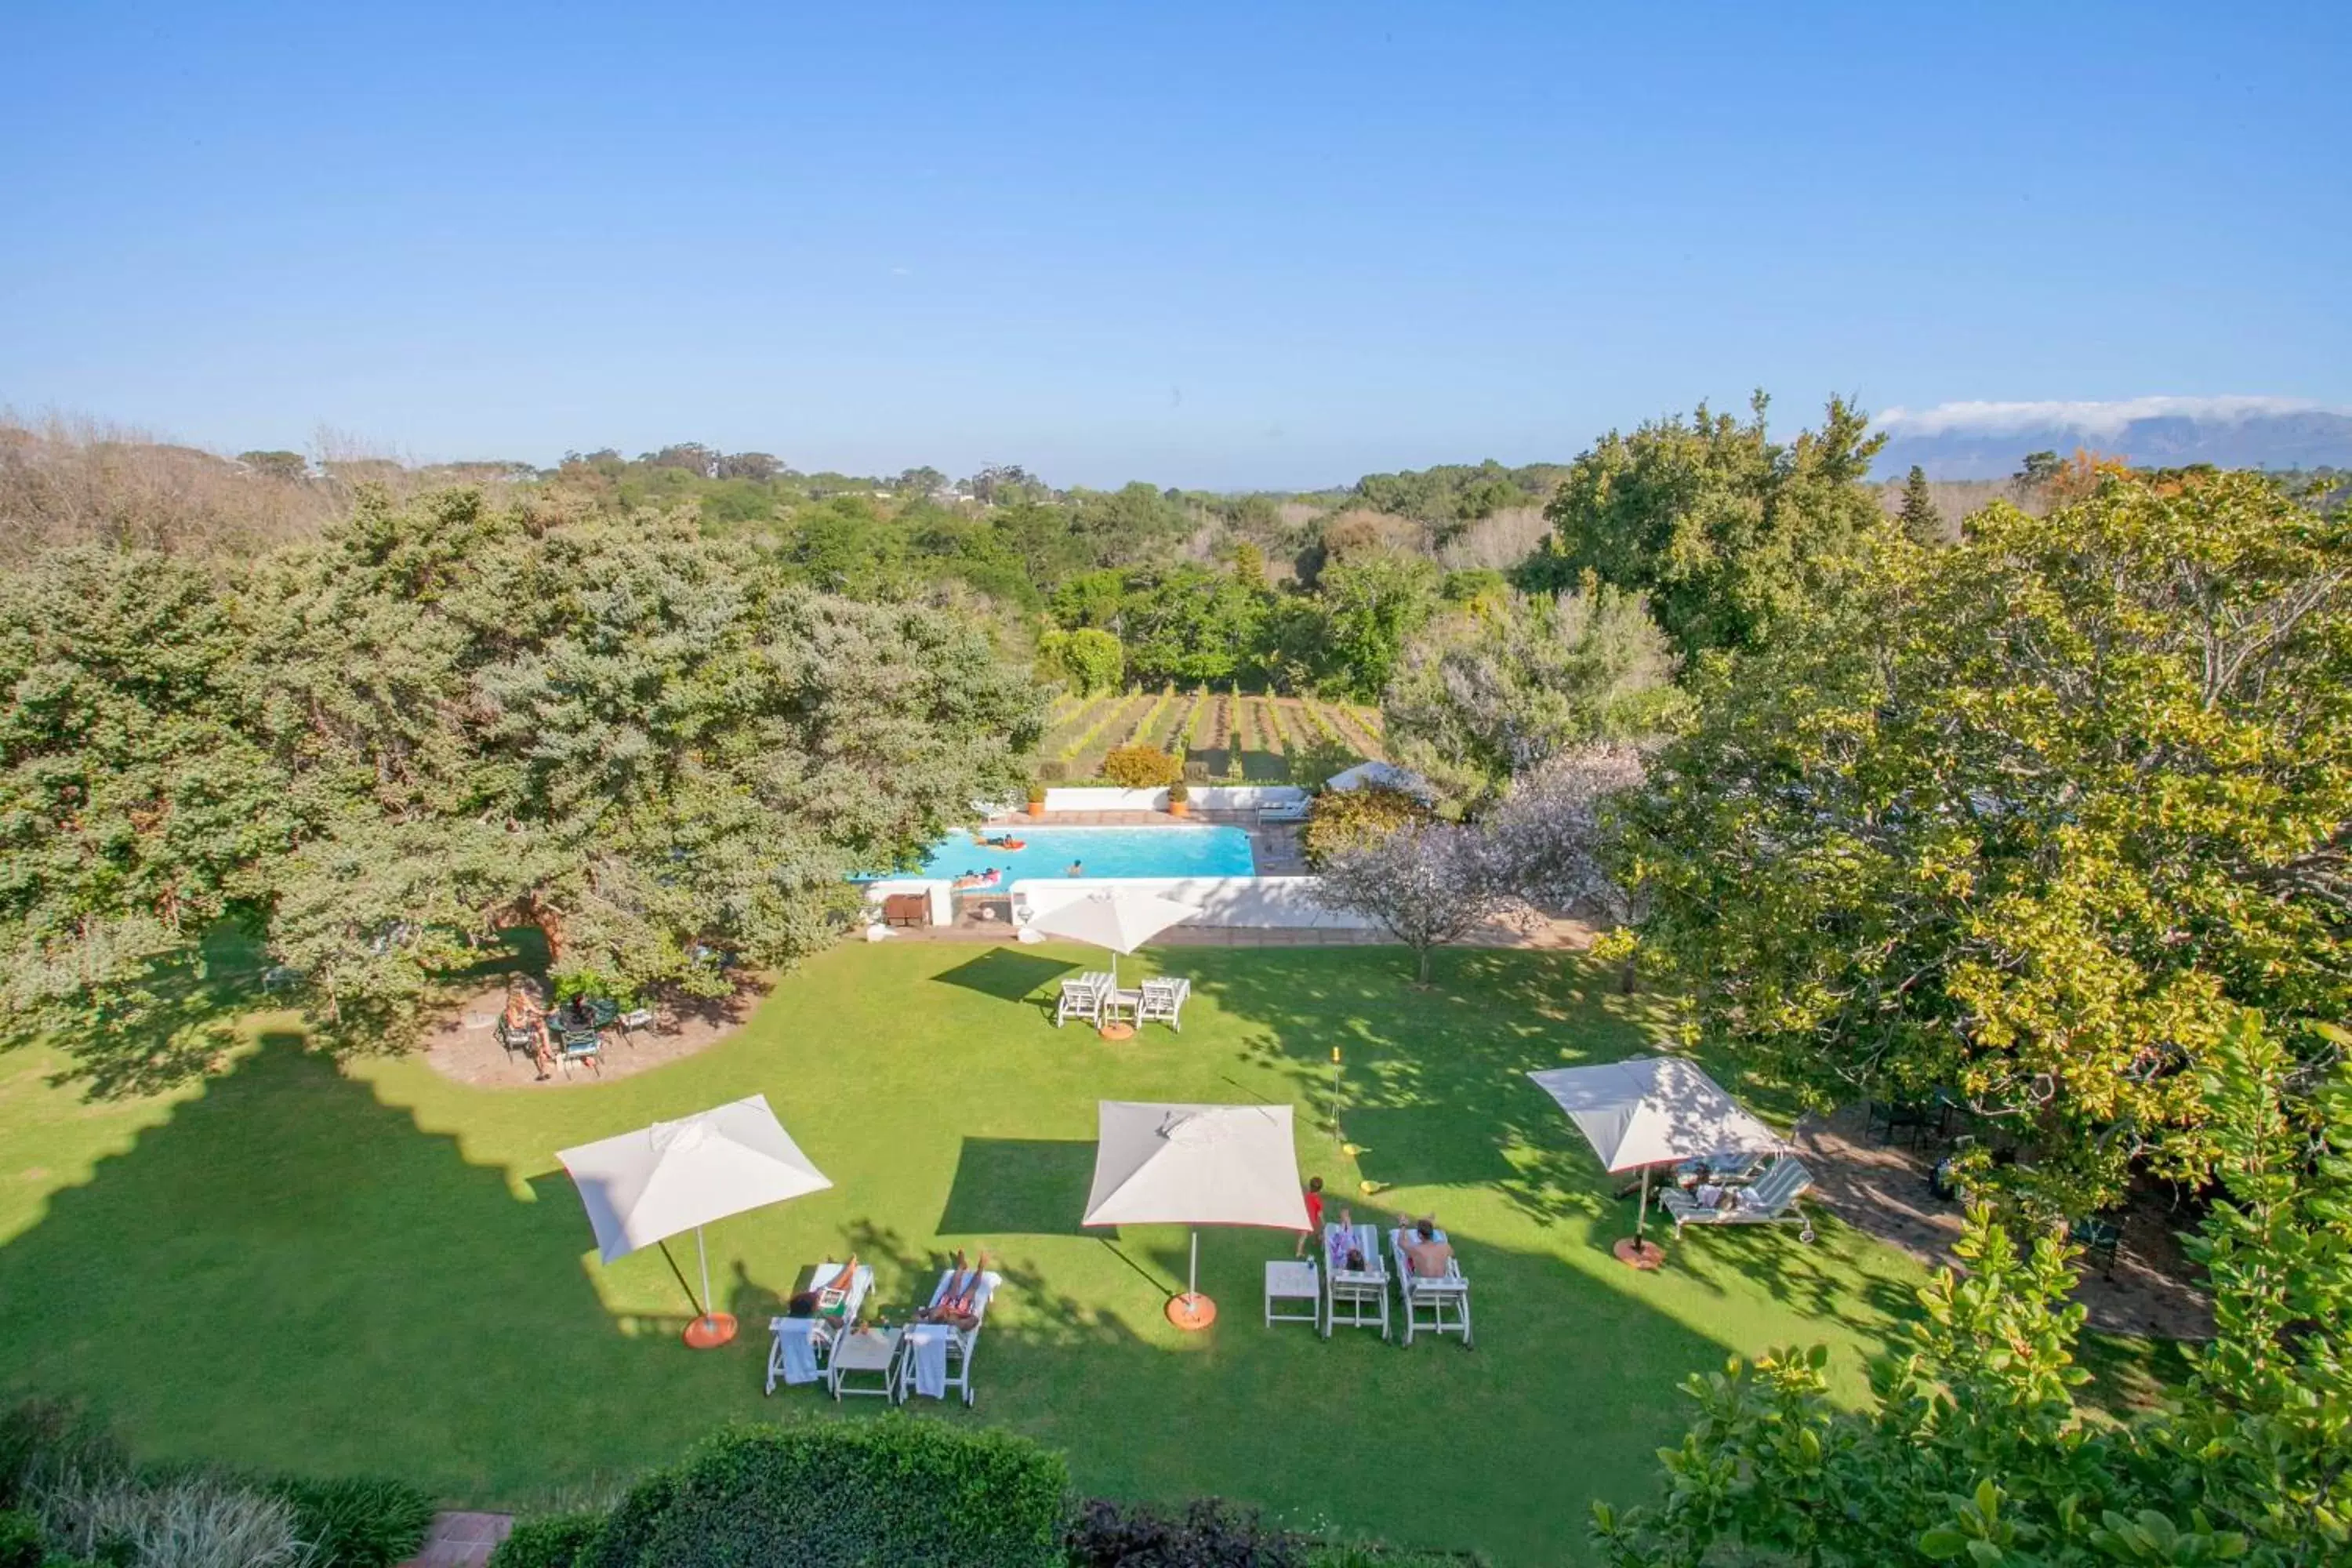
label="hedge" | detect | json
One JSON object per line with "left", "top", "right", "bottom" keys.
{"left": 572, "top": 1417, "right": 1067, "bottom": 1568}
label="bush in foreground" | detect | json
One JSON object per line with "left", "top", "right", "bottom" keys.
{"left": 489, "top": 1417, "right": 1069, "bottom": 1568}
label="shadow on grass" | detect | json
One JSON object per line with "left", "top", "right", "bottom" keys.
{"left": 938, "top": 1138, "right": 1099, "bottom": 1236}
{"left": 934, "top": 949, "right": 1076, "bottom": 1005}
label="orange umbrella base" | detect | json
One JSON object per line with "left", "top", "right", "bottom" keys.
{"left": 1165, "top": 1292, "right": 1217, "bottom": 1330}
{"left": 1098, "top": 1023, "right": 1137, "bottom": 1040}
{"left": 683, "top": 1312, "right": 739, "bottom": 1348}
{"left": 1613, "top": 1238, "right": 1665, "bottom": 1271}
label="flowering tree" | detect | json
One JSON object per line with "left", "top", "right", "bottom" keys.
{"left": 1311, "top": 821, "right": 1504, "bottom": 985}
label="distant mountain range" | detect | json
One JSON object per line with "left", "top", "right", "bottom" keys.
{"left": 1870, "top": 397, "right": 2352, "bottom": 480}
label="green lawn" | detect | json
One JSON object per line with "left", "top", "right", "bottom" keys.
{"left": 0, "top": 942, "right": 1936, "bottom": 1565}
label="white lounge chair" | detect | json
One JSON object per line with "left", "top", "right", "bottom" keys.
{"left": 1661, "top": 1156, "right": 1817, "bottom": 1241}
{"left": 1388, "top": 1226, "right": 1472, "bottom": 1348}
{"left": 1321, "top": 1222, "right": 1389, "bottom": 1340}
{"left": 763, "top": 1260, "right": 874, "bottom": 1392}
{"left": 894, "top": 1266, "right": 999, "bottom": 1406}
{"left": 1137, "top": 976, "right": 1190, "bottom": 1031}
{"left": 1257, "top": 797, "right": 1311, "bottom": 823}
{"left": 1055, "top": 974, "right": 1109, "bottom": 1027}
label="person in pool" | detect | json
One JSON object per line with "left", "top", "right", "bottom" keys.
{"left": 1065, "top": 858, "right": 1084, "bottom": 877}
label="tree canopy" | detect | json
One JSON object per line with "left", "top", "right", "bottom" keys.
{"left": 1381, "top": 583, "right": 1685, "bottom": 801}
{"left": 0, "top": 488, "right": 1039, "bottom": 1089}
{"left": 1619, "top": 468, "right": 2352, "bottom": 1211}
{"left": 1526, "top": 394, "right": 1887, "bottom": 664}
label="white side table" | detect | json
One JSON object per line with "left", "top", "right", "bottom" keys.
{"left": 1265, "top": 1259, "right": 1319, "bottom": 1330}
{"left": 828, "top": 1327, "right": 903, "bottom": 1401}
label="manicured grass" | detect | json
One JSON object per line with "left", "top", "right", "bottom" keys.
{"left": 0, "top": 944, "right": 1935, "bottom": 1564}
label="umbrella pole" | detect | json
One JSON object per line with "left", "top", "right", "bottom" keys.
{"left": 682, "top": 1224, "right": 739, "bottom": 1348}
{"left": 1098, "top": 949, "right": 1135, "bottom": 1040}
{"left": 1615, "top": 1167, "right": 1665, "bottom": 1271}
{"left": 1166, "top": 1226, "right": 1216, "bottom": 1331}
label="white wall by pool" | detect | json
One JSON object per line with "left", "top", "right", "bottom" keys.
{"left": 1011, "top": 876, "right": 1376, "bottom": 931}
{"left": 1039, "top": 785, "right": 1306, "bottom": 812}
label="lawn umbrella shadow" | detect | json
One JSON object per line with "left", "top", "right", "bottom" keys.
{"left": 934, "top": 949, "right": 1077, "bottom": 1005}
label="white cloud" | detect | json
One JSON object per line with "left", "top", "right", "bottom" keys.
{"left": 1876, "top": 395, "right": 2335, "bottom": 439}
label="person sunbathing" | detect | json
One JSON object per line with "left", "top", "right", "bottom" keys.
{"left": 918, "top": 1250, "right": 993, "bottom": 1328}
{"left": 1398, "top": 1216, "right": 1455, "bottom": 1278}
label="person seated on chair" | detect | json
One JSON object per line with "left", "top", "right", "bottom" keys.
{"left": 917, "top": 1250, "right": 993, "bottom": 1329}
{"left": 558, "top": 993, "right": 597, "bottom": 1032}
{"left": 1688, "top": 1184, "right": 1740, "bottom": 1213}
{"left": 503, "top": 982, "right": 554, "bottom": 1080}
{"left": 1399, "top": 1217, "right": 1456, "bottom": 1278}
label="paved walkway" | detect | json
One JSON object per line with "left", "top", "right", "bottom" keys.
{"left": 401, "top": 1512, "right": 511, "bottom": 1568}
{"left": 1795, "top": 1104, "right": 2213, "bottom": 1339}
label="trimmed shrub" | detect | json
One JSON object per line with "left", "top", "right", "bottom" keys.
{"left": 581, "top": 1418, "right": 1065, "bottom": 1568}
{"left": 487, "top": 1512, "right": 604, "bottom": 1568}
{"left": 0, "top": 1508, "right": 44, "bottom": 1568}
{"left": 1101, "top": 746, "right": 1181, "bottom": 789}
{"left": 272, "top": 1475, "right": 435, "bottom": 1567}
{"left": 1065, "top": 1497, "right": 1301, "bottom": 1566}
{"left": 1300, "top": 785, "right": 1436, "bottom": 869}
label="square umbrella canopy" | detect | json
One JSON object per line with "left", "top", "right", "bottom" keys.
{"left": 1083, "top": 1101, "right": 1309, "bottom": 1327}
{"left": 1526, "top": 1056, "right": 1781, "bottom": 1264}
{"left": 557, "top": 1094, "right": 832, "bottom": 1345}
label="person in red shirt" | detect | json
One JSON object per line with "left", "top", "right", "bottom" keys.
{"left": 1294, "top": 1175, "right": 1325, "bottom": 1255}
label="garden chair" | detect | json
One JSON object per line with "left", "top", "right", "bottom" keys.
{"left": 895, "top": 1267, "right": 999, "bottom": 1406}
{"left": 1137, "top": 976, "right": 1189, "bottom": 1031}
{"left": 495, "top": 1017, "right": 541, "bottom": 1062}
{"left": 1322, "top": 1222, "right": 1390, "bottom": 1340}
{"left": 1055, "top": 975, "right": 1108, "bottom": 1028}
{"left": 1661, "top": 1156, "right": 1816, "bottom": 1241}
{"left": 2069, "top": 1214, "right": 2123, "bottom": 1277}
{"left": 616, "top": 1007, "right": 655, "bottom": 1044}
{"left": 555, "top": 1026, "right": 604, "bottom": 1078}
{"left": 1388, "top": 1226, "right": 1472, "bottom": 1348}
{"left": 764, "top": 1260, "right": 874, "bottom": 1392}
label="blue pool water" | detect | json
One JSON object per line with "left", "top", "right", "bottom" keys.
{"left": 896, "top": 825, "right": 1256, "bottom": 884}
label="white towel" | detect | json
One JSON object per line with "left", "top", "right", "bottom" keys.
{"left": 772, "top": 1319, "right": 822, "bottom": 1385}
{"left": 906, "top": 1324, "right": 951, "bottom": 1399}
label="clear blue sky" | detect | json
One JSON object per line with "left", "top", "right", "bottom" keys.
{"left": 2, "top": 2, "right": 2345, "bottom": 488}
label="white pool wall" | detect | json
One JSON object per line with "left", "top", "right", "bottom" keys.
{"left": 1011, "top": 876, "right": 1377, "bottom": 931}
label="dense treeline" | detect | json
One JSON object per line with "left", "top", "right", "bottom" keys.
{"left": 0, "top": 488, "right": 1037, "bottom": 1089}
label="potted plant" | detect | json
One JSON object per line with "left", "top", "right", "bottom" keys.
{"left": 1166, "top": 779, "right": 1189, "bottom": 818}
{"left": 1027, "top": 779, "right": 1048, "bottom": 819}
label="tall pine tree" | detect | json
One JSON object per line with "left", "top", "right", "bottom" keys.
{"left": 1898, "top": 463, "right": 1944, "bottom": 545}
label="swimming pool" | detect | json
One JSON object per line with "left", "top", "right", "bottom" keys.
{"left": 895, "top": 825, "right": 1256, "bottom": 884}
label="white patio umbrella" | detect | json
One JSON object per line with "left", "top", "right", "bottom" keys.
{"left": 1024, "top": 887, "right": 1200, "bottom": 1036}
{"left": 1082, "top": 1100, "right": 1309, "bottom": 1330}
{"left": 1526, "top": 1057, "right": 1781, "bottom": 1268}
{"left": 557, "top": 1093, "right": 832, "bottom": 1347}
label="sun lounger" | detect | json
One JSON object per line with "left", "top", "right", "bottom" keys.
{"left": 1056, "top": 974, "right": 1109, "bottom": 1027}
{"left": 1388, "top": 1227, "right": 1472, "bottom": 1348}
{"left": 763, "top": 1260, "right": 875, "bottom": 1392}
{"left": 1137, "top": 976, "right": 1190, "bottom": 1031}
{"left": 1661, "top": 1156, "right": 1816, "bottom": 1241}
{"left": 1321, "top": 1222, "right": 1389, "bottom": 1340}
{"left": 1257, "top": 797, "right": 1311, "bottom": 823}
{"left": 894, "top": 1267, "right": 999, "bottom": 1406}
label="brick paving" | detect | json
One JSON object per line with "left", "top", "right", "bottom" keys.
{"left": 400, "top": 1512, "right": 511, "bottom": 1568}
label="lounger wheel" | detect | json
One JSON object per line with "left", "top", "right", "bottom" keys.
{"left": 1799, "top": 1224, "right": 1815, "bottom": 1243}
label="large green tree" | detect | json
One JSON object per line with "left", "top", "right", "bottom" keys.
{"left": 1527, "top": 394, "right": 1886, "bottom": 663}
{"left": 1381, "top": 583, "right": 1686, "bottom": 801}
{"left": 0, "top": 488, "right": 1041, "bottom": 1081}
{"left": 1593, "top": 1011, "right": 2351, "bottom": 1568}
{"left": 1621, "top": 470, "right": 2352, "bottom": 1210}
